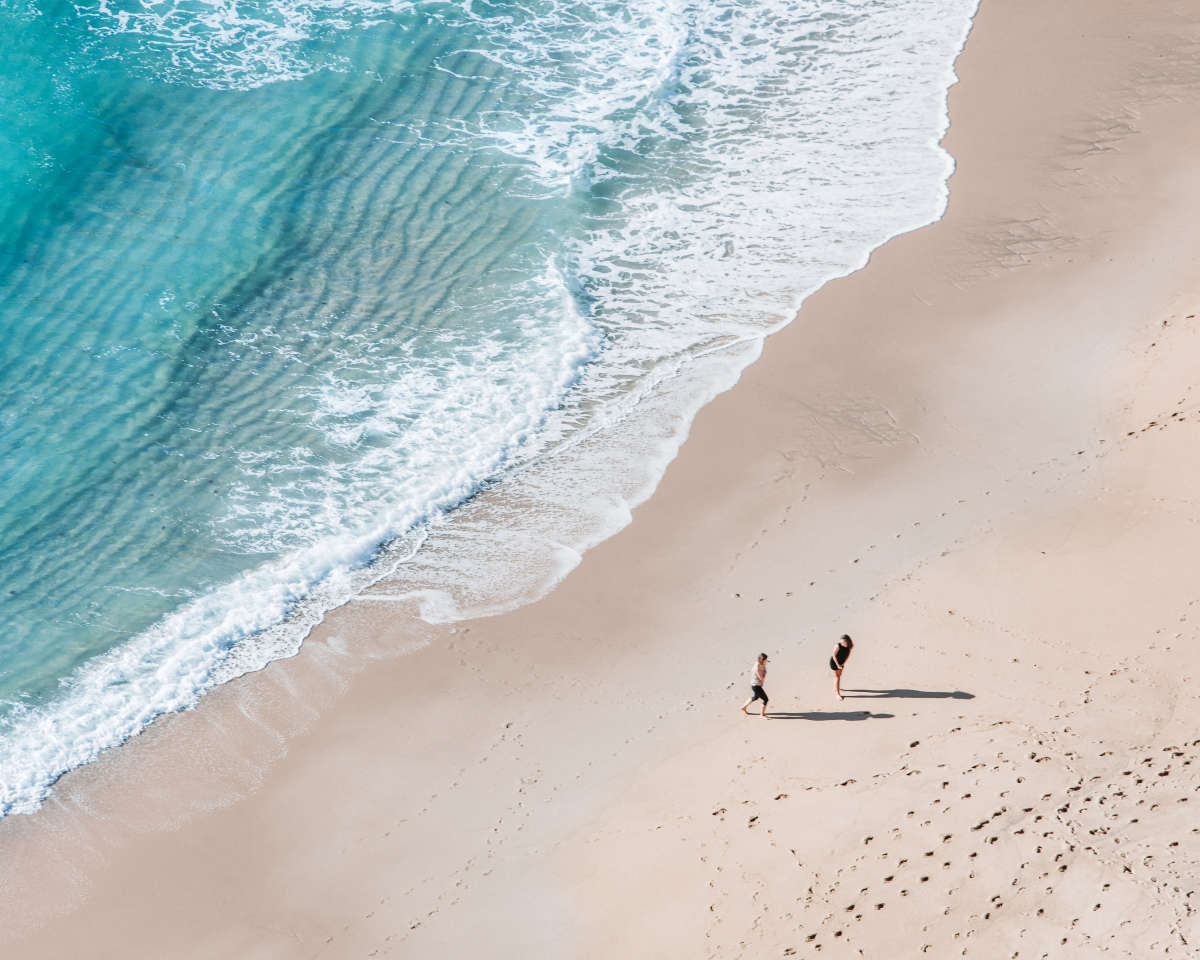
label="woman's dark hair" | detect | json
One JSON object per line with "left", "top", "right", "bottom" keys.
{"left": 840, "top": 634, "right": 853, "bottom": 647}
{"left": 759, "top": 652, "right": 769, "bottom": 660}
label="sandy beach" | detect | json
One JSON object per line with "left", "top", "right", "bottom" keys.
{"left": 4, "top": 0, "right": 1200, "bottom": 956}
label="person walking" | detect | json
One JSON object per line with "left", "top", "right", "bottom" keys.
{"left": 741, "top": 653, "right": 770, "bottom": 717}
{"left": 829, "top": 634, "right": 853, "bottom": 700}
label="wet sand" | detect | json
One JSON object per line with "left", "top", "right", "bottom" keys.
{"left": 3, "top": 0, "right": 1200, "bottom": 956}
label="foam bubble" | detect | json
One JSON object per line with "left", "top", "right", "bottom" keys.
{"left": 76, "top": 0, "right": 412, "bottom": 88}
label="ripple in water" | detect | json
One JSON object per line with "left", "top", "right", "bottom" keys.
{"left": 0, "top": 0, "right": 976, "bottom": 814}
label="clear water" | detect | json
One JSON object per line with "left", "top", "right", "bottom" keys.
{"left": 0, "top": 0, "right": 976, "bottom": 813}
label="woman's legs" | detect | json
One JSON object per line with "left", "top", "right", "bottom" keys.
{"left": 743, "top": 687, "right": 768, "bottom": 716}
{"left": 834, "top": 668, "right": 844, "bottom": 700}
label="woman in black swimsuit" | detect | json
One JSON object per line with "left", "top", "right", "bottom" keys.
{"left": 829, "top": 634, "right": 853, "bottom": 700}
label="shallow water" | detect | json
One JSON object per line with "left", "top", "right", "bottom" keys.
{"left": 0, "top": 0, "right": 975, "bottom": 813}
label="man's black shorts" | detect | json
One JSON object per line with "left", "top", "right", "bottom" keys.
{"left": 750, "top": 684, "right": 768, "bottom": 703}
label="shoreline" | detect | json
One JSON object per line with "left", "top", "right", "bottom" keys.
{"left": 0, "top": 0, "right": 975, "bottom": 822}
{"left": 5, "top": 0, "right": 1200, "bottom": 956}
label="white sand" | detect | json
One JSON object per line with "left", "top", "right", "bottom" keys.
{"left": 3, "top": 0, "right": 1200, "bottom": 956}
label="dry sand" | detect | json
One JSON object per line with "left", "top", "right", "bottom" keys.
{"left": 4, "top": 0, "right": 1200, "bottom": 957}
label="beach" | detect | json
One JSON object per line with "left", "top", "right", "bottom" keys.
{"left": 4, "top": 0, "right": 1200, "bottom": 955}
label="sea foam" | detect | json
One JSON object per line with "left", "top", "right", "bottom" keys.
{"left": 0, "top": 0, "right": 976, "bottom": 815}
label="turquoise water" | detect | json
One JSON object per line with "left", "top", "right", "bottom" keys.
{"left": 0, "top": 0, "right": 976, "bottom": 812}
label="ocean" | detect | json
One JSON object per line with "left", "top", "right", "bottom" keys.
{"left": 0, "top": 0, "right": 976, "bottom": 814}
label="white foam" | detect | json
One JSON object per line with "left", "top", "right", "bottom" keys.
{"left": 2, "top": 0, "right": 979, "bottom": 815}
{"left": 361, "top": 0, "right": 980, "bottom": 624}
{"left": 77, "top": 0, "right": 412, "bottom": 88}
{"left": 0, "top": 259, "right": 595, "bottom": 816}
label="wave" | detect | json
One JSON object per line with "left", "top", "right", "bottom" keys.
{"left": 0, "top": 0, "right": 977, "bottom": 815}
{"left": 0, "top": 259, "right": 594, "bottom": 815}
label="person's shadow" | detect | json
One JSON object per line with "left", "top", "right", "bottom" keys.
{"left": 766, "top": 710, "right": 894, "bottom": 721}
{"left": 841, "top": 688, "right": 974, "bottom": 700}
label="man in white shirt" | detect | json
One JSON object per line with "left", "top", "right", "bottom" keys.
{"left": 741, "top": 653, "right": 770, "bottom": 717}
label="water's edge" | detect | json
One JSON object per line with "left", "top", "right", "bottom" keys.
{"left": 1, "top": 1, "right": 978, "bottom": 817}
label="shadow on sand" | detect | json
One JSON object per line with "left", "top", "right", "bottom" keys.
{"left": 766, "top": 710, "right": 895, "bottom": 721}
{"left": 842, "top": 688, "right": 974, "bottom": 700}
